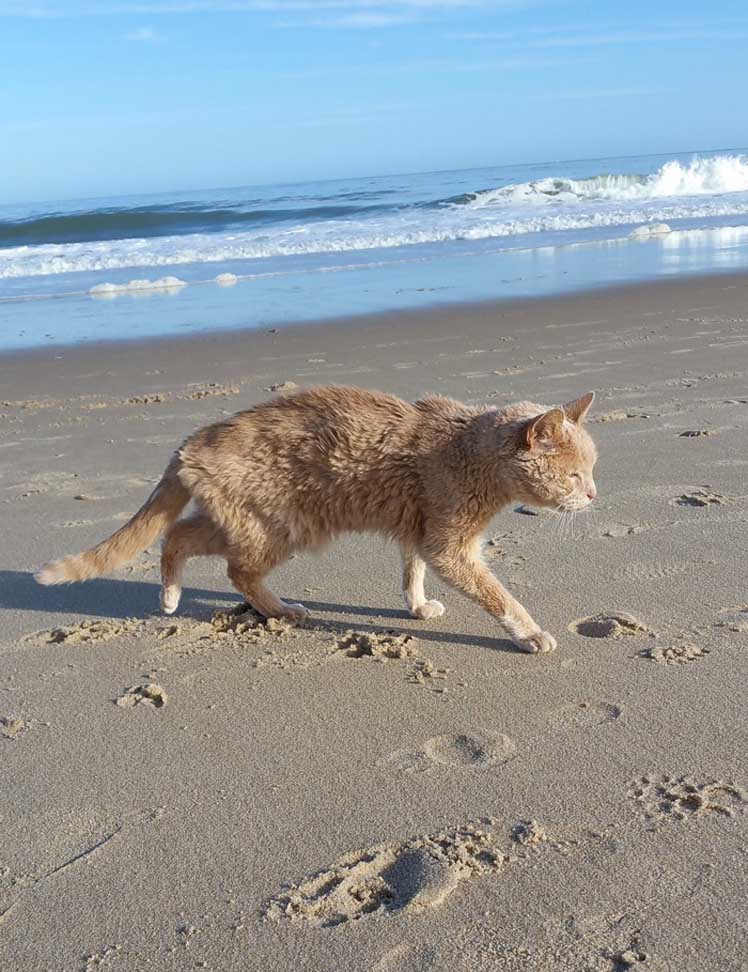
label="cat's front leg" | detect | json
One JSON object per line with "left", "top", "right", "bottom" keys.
{"left": 424, "top": 539, "right": 556, "bottom": 654}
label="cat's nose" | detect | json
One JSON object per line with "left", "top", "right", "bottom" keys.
{"left": 586, "top": 487, "right": 597, "bottom": 501}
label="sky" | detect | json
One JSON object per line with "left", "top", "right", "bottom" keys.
{"left": 1, "top": 0, "right": 748, "bottom": 204}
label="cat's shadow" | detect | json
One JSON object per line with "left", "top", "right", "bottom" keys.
{"left": 0, "top": 571, "right": 521, "bottom": 654}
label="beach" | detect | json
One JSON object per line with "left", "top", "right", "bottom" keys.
{"left": 2, "top": 271, "right": 748, "bottom": 971}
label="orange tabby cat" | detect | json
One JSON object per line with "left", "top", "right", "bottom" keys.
{"left": 36, "top": 385, "right": 597, "bottom": 654}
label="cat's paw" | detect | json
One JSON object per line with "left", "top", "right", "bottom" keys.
{"left": 514, "top": 630, "right": 557, "bottom": 654}
{"left": 279, "top": 601, "right": 310, "bottom": 622}
{"left": 160, "top": 585, "right": 181, "bottom": 615}
{"left": 411, "top": 600, "right": 446, "bottom": 621}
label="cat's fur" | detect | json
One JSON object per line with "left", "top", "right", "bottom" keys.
{"left": 36, "top": 385, "right": 597, "bottom": 653}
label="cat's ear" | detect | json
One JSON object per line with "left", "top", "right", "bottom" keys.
{"left": 562, "top": 391, "right": 594, "bottom": 424}
{"left": 522, "top": 408, "right": 565, "bottom": 452}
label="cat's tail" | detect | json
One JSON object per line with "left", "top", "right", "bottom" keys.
{"left": 35, "top": 455, "right": 190, "bottom": 585}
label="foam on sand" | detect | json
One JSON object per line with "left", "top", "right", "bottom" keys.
{"left": 89, "top": 276, "right": 187, "bottom": 298}
{"left": 629, "top": 222, "right": 671, "bottom": 239}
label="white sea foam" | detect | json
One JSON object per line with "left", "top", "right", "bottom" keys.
{"left": 3, "top": 155, "right": 748, "bottom": 281}
{"left": 629, "top": 222, "right": 671, "bottom": 239}
{"left": 89, "top": 276, "right": 187, "bottom": 298}
{"left": 215, "top": 272, "right": 238, "bottom": 287}
{"left": 467, "top": 156, "right": 748, "bottom": 207}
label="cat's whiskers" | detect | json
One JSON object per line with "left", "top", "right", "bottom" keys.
{"left": 548, "top": 505, "right": 571, "bottom": 543}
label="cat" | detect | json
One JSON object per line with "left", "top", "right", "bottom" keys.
{"left": 36, "top": 385, "right": 597, "bottom": 654}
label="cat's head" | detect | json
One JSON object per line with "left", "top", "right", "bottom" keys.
{"left": 512, "top": 392, "right": 597, "bottom": 511}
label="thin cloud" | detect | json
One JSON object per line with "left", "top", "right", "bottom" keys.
{"left": 326, "top": 11, "right": 415, "bottom": 27}
{"left": 0, "top": 0, "right": 514, "bottom": 14}
{"left": 527, "top": 85, "right": 667, "bottom": 101}
{"left": 449, "top": 22, "right": 748, "bottom": 48}
{"left": 125, "top": 24, "right": 160, "bottom": 39}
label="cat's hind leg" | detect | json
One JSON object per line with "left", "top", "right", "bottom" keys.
{"left": 401, "top": 546, "right": 445, "bottom": 620}
{"left": 160, "top": 511, "right": 226, "bottom": 614}
{"left": 225, "top": 528, "right": 308, "bottom": 622}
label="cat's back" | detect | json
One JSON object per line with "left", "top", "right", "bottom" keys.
{"left": 183, "top": 385, "right": 419, "bottom": 464}
{"left": 247, "top": 384, "right": 416, "bottom": 447}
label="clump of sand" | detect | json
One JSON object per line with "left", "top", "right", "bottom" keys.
{"left": 210, "top": 605, "right": 296, "bottom": 642}
{"left": 1, "top": 716, "right": 27, "bottom": 739}
{"left": 126, "top": 393, "right": 167, "bottom": 405}
{"left": 115, "top": 684, "right": 168, "bottom": 708}
{"left": 571, "top": 612, "right": 654, "bottom": 639}
{"left": 336, "top": 630, "right": 417, "bottom": 660}
{"left": 511, "top": 820, "right": 548, "bottom": 847}
{"left": 640, "top": 643, "right": 708, "bottom": 664}
{"left": 181, "top": 382, "right": 240, "bottom": 400}
{"left": 408, "top": 657, "right": 450, "bottom": 687}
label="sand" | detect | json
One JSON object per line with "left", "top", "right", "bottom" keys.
{"left": 2, "top": 272, "right": 748, "bottom": 970}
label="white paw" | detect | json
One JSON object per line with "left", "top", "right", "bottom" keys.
{"left": 515, "top": 630, "right": 557, "bottom": 654}
{"left": 411, "top": 600, "right": 446, "bottom": 621}
{"left": 160, "top": 585, "right": 181, "bottom": 615}
{"left": 281, "top": 601, "right": 309, "bottom": 622}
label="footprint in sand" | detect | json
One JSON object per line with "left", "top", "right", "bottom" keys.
{"left": 265, "top": 818, "right": 526, "bottom": 927}
{"left": 714, "top": 606, "right": 748, "bottom": 633}
{"left": 570, "top": 613, "right": 654, "bottom": 639}
{"left": 475, "top": 913, "right": 666, "bottom": 972}
{"left": 26, "top": 618, "right": 145, "bottom": 646}
{"left": 379, "top": 731, "right": 516, "bottom": 774}
{"left": 547, "top": 702, "right": 622, "bottom": 730}
{"left": 630, "top": 776, "right": 748, "bottom": 825}
{"left": 674, "top": 489, "right": 728, "bottom": 507}
{"left": 371, "top": 945, "right": 415, "bottom": 971}
{"left": 677, "top": 429, "right": 714, "bottom": 437}
{"left": 614, "top": 559, "right": 704, "bottom": 582}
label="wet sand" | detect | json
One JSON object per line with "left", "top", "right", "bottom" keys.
{"left": 2, "top": 272, "right": 748, "bottom": 971}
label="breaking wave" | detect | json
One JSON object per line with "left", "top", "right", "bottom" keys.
{"left": 2, "top": 153, "right": 748, "bottom": 280}
{"left": 458, "top": 155, "right": 748, "bottom": 207}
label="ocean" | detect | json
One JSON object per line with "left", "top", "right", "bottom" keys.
{"left": 2, "top": 149, "right": 748, "bottom": 350}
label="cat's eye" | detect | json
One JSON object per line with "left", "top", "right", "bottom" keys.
{"left": 570, "top": 472, "right": 582, "bottom": 482}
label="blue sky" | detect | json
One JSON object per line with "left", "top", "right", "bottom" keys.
{"left": 1, "top": 0, "right": 747, "bottom": 203}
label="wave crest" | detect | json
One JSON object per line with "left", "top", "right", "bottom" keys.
{"left": 460, "top": 155, "right": 748, "bottom": 208}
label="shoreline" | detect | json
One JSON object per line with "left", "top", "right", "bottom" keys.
{"left": 2, "top": 267, "right": 748, "bottom": 369}
{"left": 3, "top": 221, "right": 748, "bottom": 353}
